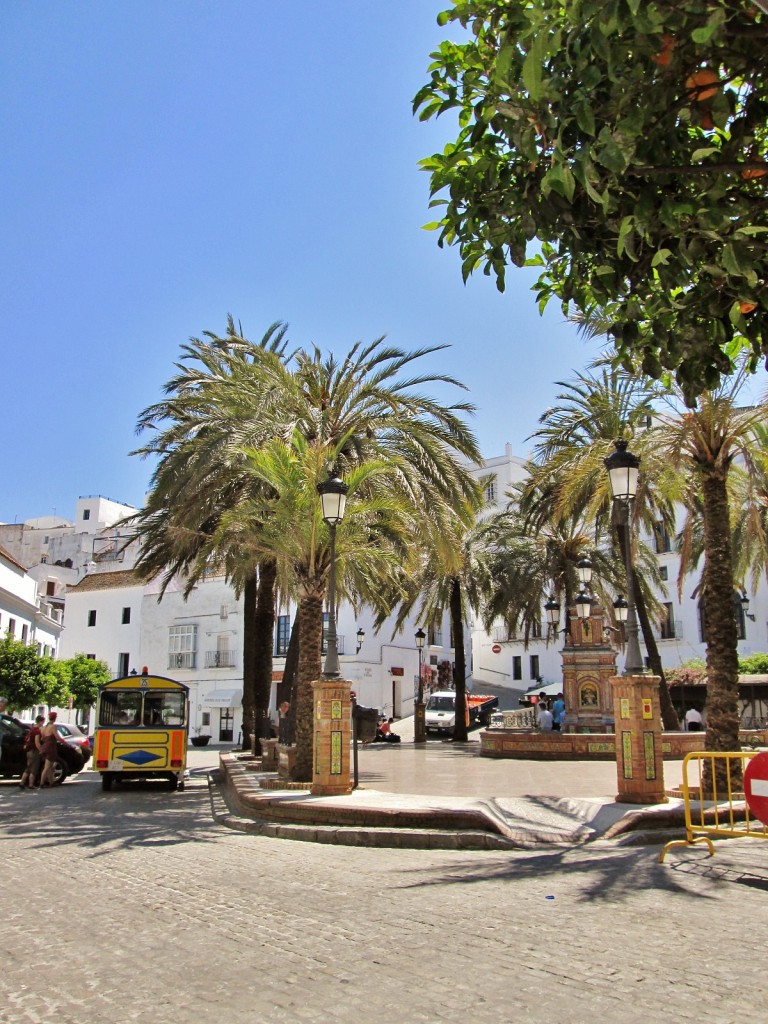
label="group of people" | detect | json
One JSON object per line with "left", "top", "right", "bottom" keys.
{"left": 19, "top": 711, "right": 60, "bottom": 790}
{"left": 536, "top": 692, "right": 566, "bottom": 732}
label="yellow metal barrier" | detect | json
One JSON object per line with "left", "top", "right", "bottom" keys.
{"left": 660, "top": 750, "right": 768, "bottom": 862}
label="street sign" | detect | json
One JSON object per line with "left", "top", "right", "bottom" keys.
{"left": 744, "top": 751, "right": 768, "bottom": 826}
{"left": 491, "top": 644, "right": 501, "bottom": 654}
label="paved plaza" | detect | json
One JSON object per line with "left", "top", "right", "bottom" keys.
{"left": 2, "top": 746, "right": 767, "bottom": 1024}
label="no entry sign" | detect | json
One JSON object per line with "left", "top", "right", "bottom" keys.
{"left": 744, "top": 751, "right": 768, "bottom": 826}
{"left": 491, "top": 644, "right": 501, "bottom": 654}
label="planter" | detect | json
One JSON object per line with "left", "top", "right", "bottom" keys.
{"left": 191, "top": 735, "right": 211, "bottom": 747}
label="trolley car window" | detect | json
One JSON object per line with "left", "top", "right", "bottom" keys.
{"left": 98, "top": 690, "right": 186, "bottom": 727}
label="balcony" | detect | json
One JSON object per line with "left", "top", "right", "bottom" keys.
{"left": 168, "top": 651, "right": 196, "bottom": 670}
{"left": 205, "top": 649, "right": 236, "bottom": 669}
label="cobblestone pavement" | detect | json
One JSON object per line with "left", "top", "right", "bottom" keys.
{"left": 2, "top": 754, "right": 767, "bottom": 1024}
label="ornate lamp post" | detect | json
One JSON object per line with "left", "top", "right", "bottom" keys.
{"left": 355, "top": 627, "right": 365, "bottom": 654}
{"left": 544, "top": 595, "right": 561, "bottom": 633}
{"left": 604, "top": 439, "right": 644, "bottom": 675}
{"left": 414, "top": 627, "right": 427, "bottom": 743}
{"left": 317, "top": 469, "right": 348, "bottom": 679}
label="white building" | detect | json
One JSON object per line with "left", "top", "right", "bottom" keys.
{"left": 0, "top": 544, "right": 63, "bottom": 658}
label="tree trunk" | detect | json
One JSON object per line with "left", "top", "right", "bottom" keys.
{"left": 617, "top": 518, "right": 680, "bottom": 730}
{"left": 240, "top": 571, "right": 257, "bottom": 750}
{"left": 701, "top": 470, "right": 742, "bottom": 792}
{"left": 291, "top": 592, "right": 324, "bottom": 782}
{"left": 450, "top": 578, "right": 469, "bottom": 742}
{"left": 278, "top": 614, "right": 300, "bottom": 744}
{"left": 253, "top": 559, "right": 277, "bottom": 740}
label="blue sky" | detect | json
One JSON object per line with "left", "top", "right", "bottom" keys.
{"left": 0, "top": 2, "right": 668, "bottom": 523}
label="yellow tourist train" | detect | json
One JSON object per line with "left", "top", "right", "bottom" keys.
{"left": 93, "top": 670, "right": 189, "bottom": 792}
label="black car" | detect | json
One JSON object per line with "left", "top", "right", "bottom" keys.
{"left": 0, "top": 714, "right": 86, "bottom": 785}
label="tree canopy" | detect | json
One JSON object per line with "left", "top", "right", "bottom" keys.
{"left": 415, "top": 0, "right": 768, "bottom": 403}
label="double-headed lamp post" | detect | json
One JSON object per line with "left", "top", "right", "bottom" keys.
{"left": 317, "top": 469, "right": 348, "bottom": 679}
{"left": 604, "top": 439, "right": 644, "bottom": 675}
{"left": 414, "top": 627, "right": 427, "bottom": 743}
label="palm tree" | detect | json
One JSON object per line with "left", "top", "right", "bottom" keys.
{"left": 132, "top": 328, "right": 482, "bottom": 776}
{"left": 651, "top": 362, "right": 768, "bottom": 787}
{"left": 128, "top": 317, "right": 293, "bottom": 746}
{"left": 216, "top": 433, "right": 414, "bottom": 779}
{"left": 380, "top": 487, "right": 487, "bottom": 742}
{"left": 523, "top": 365, "right": 682, "bottom": 728}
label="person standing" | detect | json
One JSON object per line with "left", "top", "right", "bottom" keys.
{"left": 538, "top": 701, "right": 554, "bottom": 732}
{"left": 20, "top": 715, "right": 45, "bottom": 789}
{"left": 39, "top": 711, "right": 60, "bottom": 788}
{"left": 552, "top": 693, "right": 566, "bottom": 732}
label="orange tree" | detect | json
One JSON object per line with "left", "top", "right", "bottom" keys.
{"left": 415, "top": 0, "right": 768, "bottom": 402}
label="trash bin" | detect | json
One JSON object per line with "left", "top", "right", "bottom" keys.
{"left": 353, "top": 705, "right": 379, "bottom": 744}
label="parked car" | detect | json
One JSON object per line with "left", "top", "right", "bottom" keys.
{"left": 0, "top": 714, "right": 86, "bottom": 785}
{"left": 53, "top": 722, "right": 92, "bottom": 762}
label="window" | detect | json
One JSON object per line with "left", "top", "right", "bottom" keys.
{"left": 46, "top": 581, "right": 55, "bottom": 596}
{"left": 8, "top": 618, "right": 16, "bottom": 637}
{"left": 21, "top": 624, "right": 28, "bottom": 642}
{"left": 428, "top": 621, "right": 443, "bottom": 647}
{"left": 530, "top": 655, "right": 540, "bottom": 680}
{"left": 531, "top": 620, "right": 542, "bottom": 640}
{"left": 321, "top": 612, "right": 330, "bottom": 654}
{"left": 88, "top": 610, "right": 97, "bottom": 627}
{"left": 168, "top": 624, "right": 197, "bottom": 669}
{"left": 653, "top": 521, "right": 671, "bottom": 554}
{"left": 512, "top": 656, "right": 522, "bottom": 681}
{"left": 660, "top": 603, "right": 676, "bottom": 640}
{"left": 659, "top": 565, "right": 668, "bottom": 581}
{"left": 82, "top": 509, "right": 90, "bottom": 521}
{"left": 484, "top": 476, "right": 496, "bottom": 503}
{"left": 275, "top": 614, "right": 290, "bottom": 657}
{"left": 122, "top": 607, "right": 131, "bottom": 625}
{"left": 118, "top": 652, "right": 130, "bottom": 677}
{"left": 98, "top": 689, "right": 186, "bottom": 727}
{"left": 201, "top": 712, "right": 211, "bottom": 728}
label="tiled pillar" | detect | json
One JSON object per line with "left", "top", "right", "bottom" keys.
{"left": 310, "top": 677, "right": 352, "bottom": 796}
{"left": 609, "top": 674, "right": 667, "bottom": 804}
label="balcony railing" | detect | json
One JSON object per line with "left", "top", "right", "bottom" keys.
{"left": 205, "top": 650, "right": 236, "bottom": 669}
{"left": 168, "top": 651, "right": 196, "bottom": 670}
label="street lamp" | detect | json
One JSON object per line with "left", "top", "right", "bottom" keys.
{"left": 576, "top": 556, "right": 593, "bottom": 587}
{"left": 604, "top": 439, "right": 644, "bottom": 675}
{"left": 317, "top": 469, "right": 348, "bottom": 678}
{"left": 544, "top": 595, "right": 560, "bottom": 632}
{"left": 356, "top": 627, "right": 365, "bottom": 653}
{"left": 414, "top": 627, "right": 427, "bottom": 743}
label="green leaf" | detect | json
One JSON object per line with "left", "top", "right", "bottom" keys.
{"left": 651, "top": 248, "right": 672, "bottom": 267}
{"left": 522, "top": 34, "right": 547, "bottom": 102}
{"left": 691, "top": 148, "right": 720, "bottom": 162}
{"left": 617, "top": 216, "right": 634, "bottom": 258}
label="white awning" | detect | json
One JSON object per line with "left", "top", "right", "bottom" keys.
{"left": 203, "top": 688, "right": 243, "bottom": 708}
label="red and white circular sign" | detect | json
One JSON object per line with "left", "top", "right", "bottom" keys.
{"left": 491, "top": 644, "right": 502, "bottom": 654}
{"left": 744, "top": 751, "right": 768, "bottom": 826}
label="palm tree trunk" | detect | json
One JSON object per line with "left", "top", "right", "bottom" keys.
{"left": 278, "top": 613, "right": 300, "bottom": 708}
{"left": 292, "top": 591, "right": 324, "bottom": 782}
{"left": 240, "top": 571, "right": 257, "bottom": 750}
{"left": 617, "top": 519, "right": 680, "bottom": 730}
{"left": 450, "top": 578, "right": 469, "bottom": 742}
{"left": 253, "top": 558, "right": 277, "bottom": 740}
{"left": 701, "top": 471, "right": 742, "bottom": 792}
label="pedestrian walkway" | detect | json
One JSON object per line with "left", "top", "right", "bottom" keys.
{"left": 212, "top": 721, "right": 695, "bottom": 850}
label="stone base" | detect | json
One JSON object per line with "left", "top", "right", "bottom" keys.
{"left": 480, "top": 729, "right": 708, "bottom": 760}
{"left": 259, "top": 737, "right": 279, "bottom": 769}
{"left": 277, "top": 744, "right": 296, "bottom": 780}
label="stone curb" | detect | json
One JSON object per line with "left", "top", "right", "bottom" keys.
{"left": 208, "top": 770, "right": 516, "bottom": 850}
{"left": 212, "top": 753, "right": 718, "bottom": 850}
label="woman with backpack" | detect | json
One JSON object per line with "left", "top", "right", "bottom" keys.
{"left": 20, "top": 714, "right": 45, "bottom": 789}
